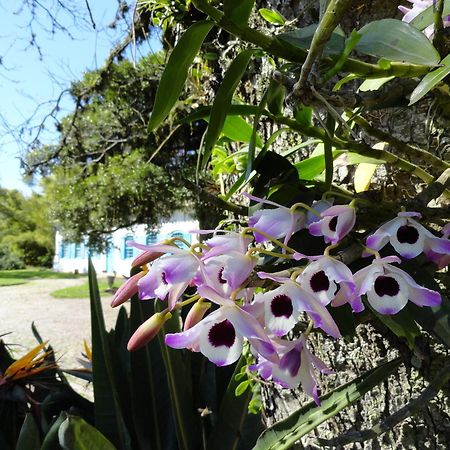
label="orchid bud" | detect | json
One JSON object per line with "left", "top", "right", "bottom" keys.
{"left": 132, "top": 250, "right": 163, "bottom": 268}
{"left": 111, "top": 271, "right": 145, "bottom": 307}
{"left": 183, "top": 301, "right": 211, "bottom": 331}
{"left": 127, "top": 311, "right": 172, "bottom": 351}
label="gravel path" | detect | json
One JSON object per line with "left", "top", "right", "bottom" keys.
{"left": 0, "top": 277, "right": 128, "bottom": 396}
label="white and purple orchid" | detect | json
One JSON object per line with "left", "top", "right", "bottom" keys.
{"left": 296, "top": 255, "right": 361, "bottom": 312}
{"left": 256, "top": 272, "right": 342, "bottom": 339}
{"left": 245, "top": 193, "right": 305, "bottom": 245}
{"left": 250, "top": 336, "right": 332, "bottom": 404}
{"left": 335, "top": 256, "right": 441, "bottom": 315}
{"left": 308, "top": 204, "right": 356, "bottom": 244}
{"left": 426, "top": 223, "right": 450, "bottom": 269}
{"left": 366, "top": 212, "right": 450, "bottom": 260}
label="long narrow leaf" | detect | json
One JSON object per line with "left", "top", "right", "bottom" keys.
{"left": 148, "top": 21, "right": 214, "bottom": 131}
{"left": 88, "top": 259, "right": 131, "bottom": 449}
{"left": 253, "top": 358, "right": 402, "bottom": 450}
{"left": 202, "top": 49, "right": 254, "bottom": 169}
{"left": 15, "top": 414, "right": 40, "bottom": 450}
{"left": 207, "top": 357, "right": 261, "bottom": 450}
{"left": 156, "top": 303, "right": 199, "bottom": 450}
{"left": 409, "top": 53, "right": 450, "bottom": 105}
{"left": 224, "top": 0, "right": 254, "bottom": 27}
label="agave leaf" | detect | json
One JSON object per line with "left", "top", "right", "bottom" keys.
{"left": 253, "top": 358, "right": 402, "bottom": 450}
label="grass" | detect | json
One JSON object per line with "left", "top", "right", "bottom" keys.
{"left": 0, "top": 268, "right": 85, "bottom": 287}
{"left": 50, "top": 279, "right": 124, "bottom": 299}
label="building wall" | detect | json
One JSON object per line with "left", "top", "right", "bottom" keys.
{"left": 53, "top": 212, "right": 198, "bottom": 276}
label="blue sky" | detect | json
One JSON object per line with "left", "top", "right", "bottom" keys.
{"left": 0, "top": 1, "right": 161, "bottom": 194}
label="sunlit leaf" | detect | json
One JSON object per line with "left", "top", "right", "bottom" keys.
{"left": 58, "top": 415, "right": 116, "bottom": 450}
{"left": 259, "top": 8, "right": 285, "bottom": 25}
{"left": 354, "top": 162, "right": 378, "bottom": 192}
{"left": 355, "top": 19, "right": 440, "bottom": 66}
{"left": 409, "top": 54, "right": 450, "bottom": 105}
{"left": 148, "top": 21, "right": 214, "bottom": 131}
{"left": 202, "top": 49, "right": 254, "bottom": 168}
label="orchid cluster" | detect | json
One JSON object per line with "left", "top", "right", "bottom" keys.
{"left": 112, "top": 194, "right": 448, "bottom": 404}
{"left": 399, "top": 0, "right": 450, "bottom": 37}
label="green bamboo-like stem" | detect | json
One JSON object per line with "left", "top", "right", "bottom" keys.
{"left": 295, "top": 0, "right": 355, "bottom": 92}
{"left": 352, "top": 115, "right": 450, "bottom": 171}
{"left": 191, "top": 0, "right": 431, "bottom": 78}
{"left": 272, "top": 115, "right": 445, "bottom": 190}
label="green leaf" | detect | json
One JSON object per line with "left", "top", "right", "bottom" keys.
{"left": 295, "top": 151, "right": 344, "bottom": 180}
{"left": 224, "top": 0, "right": 255, "bottom": 27}
{"left": 130, "top": 290, "right": 176, "bottom": 450}
{"left": 148, "top": 21, "right": 214, "bottom": 131}
{"left": 88, "top": 260, "right": 131, "bottom": 449}
{"left": 409, "top": 53, "right": 450, "bottom": 105}
{"left": 410, "top": 0, "right": 450, "bottom": 31}
{"left": 16, "top": 414, "right": 40, "bottom": 450}
{"left": 258, "top": 8, "right": 285, "bottom": 25}
{"left": 202, "top": 49, "right": 254, "bottom": 169}
{"left": 235, "top": 380, "right": 251, "bottom": 396}
{"left": 207, "top": 357, "right": 261, "bottom": 450}
{"left": 58, "top": 415, "right": 116, "bottom": 450}
{"left": 355, "top": 19, "right": 440, "bottom": 66}
{"left": 408, "top": 293, "right": 450, "bottom": 348}
{"left": 156, "top": 303, "right": 200, "bottom": 450}
{"left": 253, "top": 358, "right": 402, "bottom": 450}
{"left": 41, "top": 414, "right": 66, "bottom": 450}
{"left": 373, "top": 308, "right": 421, "bottom": 349}
{"left": 277, "top": 24, "right": 345, "bottom": 55}
{"left": 221, "top": 115, "right": 263, "bottom": 146}
{"left": 179, "top": 104, "right": 262, "bottom": 124}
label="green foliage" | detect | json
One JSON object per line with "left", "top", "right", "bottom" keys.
{"left": 253, "top": 359, "right": 402, "bottom": 450}
{"left": 0, "top": 189, "right": 54, "bottom": 268}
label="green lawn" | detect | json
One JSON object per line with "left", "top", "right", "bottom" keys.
{"left": 50, "top": 280, "right": 124, "bottom": 299}
{"left": 0, "top": 268, "right": 84, "bottom": 287}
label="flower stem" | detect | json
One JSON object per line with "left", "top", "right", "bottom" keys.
{"left": 290, "top": 202, "right": 321, "bottom": 217}
{"left": 241, "top": 227, "right": 297, "bottom": 253}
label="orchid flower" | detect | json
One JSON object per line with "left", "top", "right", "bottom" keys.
{"left": 256, "top": 272, "right": 341, "bottom": 339}
{"left": 250, "top": 336, "right": 332, "bottom": 404}
{"left": 165, "top": 303, "right": 278, "bottom": 365}
{"left": 193, "top": 230, "right": 253, "bottom": 259}
{"left": 425, "top": 223, "right": 450, "bottom": 269}
{"left": 305, "top": 198, "right": 334, "bottom": 226}
{"left": 137, "top": 247, "right": 199, "bottom": 310}
{"left": 296, "top": 255, "right": 361, "bottom": 312}
{"left": 366, "top": 212, "right": 450, "bottom": 260}
{"left": 194, "top": 251, "right": 256, "bottom": 300}
{"left": 245, "top": 193, "right": 304, "bottom": 245}
{"left": 334, "top": 256, "right": 441, "bottom": 315}
{"left": 308, "top": 204, "right": 356, "bottom": 244}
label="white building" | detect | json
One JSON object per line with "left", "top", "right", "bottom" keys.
{"left": 53, "top": 212, "right": 198, "bottom": 276}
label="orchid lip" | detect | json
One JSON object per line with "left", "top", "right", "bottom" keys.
{"left": 374, "top": 276, "right": 400, "bottom": 297}
{"left": 208, "top": 320, "right": 236, "bottom": 348}
{"left": 397, "top": 225, "right": 419, "bottom": 244}
{"left": 310, "top": 271, "right": 330, "bottom": 292}
{"left": 271, "top": 294, "right": 293, "bottom": 318}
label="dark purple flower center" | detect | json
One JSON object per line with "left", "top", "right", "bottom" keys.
{"left": 374, "top": 276, "right": 400, "bottom": 297}
{"left": 396, "top": 225, "right": 419, "bottom": 244}
{"left": 271, "top": 294, "right": 293, "bottom": 318}
{"left": 208, "top": 320, "right": 235, "bottom": 348}
{"left": 329, "top": 216, "right": 338, "bottom": 232}
{"left": 310, "top": 270, "right": 330, "bottom": 292}
{"left": 161, "top": 271, "right": 168, "bottom": 285}
{"left": 218, "top": 267, "right": 227, "bottom": 284}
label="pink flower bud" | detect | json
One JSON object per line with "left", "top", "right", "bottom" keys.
{"left": 183, "top": 301, "right": 211, "bottom": 331}
{"left": 127, "top": 312, "right": 171, "bottom": 351}
{"left": 111, "top": 271, "right": 145, "bottom": 307}
{"left": 132, "top": 250, "right": 163, "bottom": 268}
